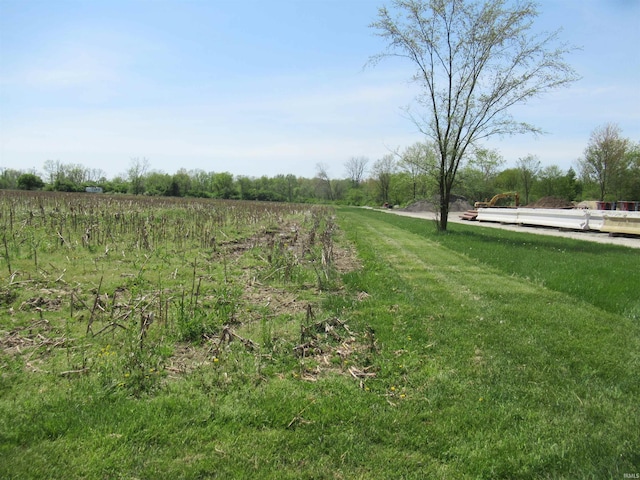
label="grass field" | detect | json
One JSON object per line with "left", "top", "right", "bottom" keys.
{"left": 1, "top": 195, "right": 638, "bottom": 479}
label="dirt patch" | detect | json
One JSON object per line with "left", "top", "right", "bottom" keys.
{"left": 527, "top": 196, "right": 574, "bottom": 208}
{"left": 0, "top": 319, "right": 69, "bottom": 367}
{"left": 0, "top": 288, "right": 18, "bottom": 307}
{"left": 19, "top": 295, "right": 63, "bottom": 312}
{"left": 403, "top": 195, "right": 472, "bottom": 213}
{"left": 242, "top": 282, "right": 307, "bottom": 317}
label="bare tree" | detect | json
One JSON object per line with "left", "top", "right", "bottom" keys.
{"left": 344, "top": 156, "right": 369, "bottom": 188}
{"left": 577, "top": 123, "right": 629, "bottom": 201}
{"left": 43, "top": 160, "right": 63, "bottom": 184}
{"left": 517, "top": 154, "right": 541, "bottom": 205}
{"left": 315, "top": 162, "right": 334, "bottom": 200}
{"left": 370, "top": 0, "right": 579, "bottom": 230}
{"left": 128, "top": 157, "right": 150, "bottom": 195}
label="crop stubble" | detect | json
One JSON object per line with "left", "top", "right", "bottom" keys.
{"left": 0, "top": 191, "right": 368, "bottom": 393}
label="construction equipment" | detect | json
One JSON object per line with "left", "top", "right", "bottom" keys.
{"left": 461, "top": 192, "right": 520, "bottom": 221}
{"left": 474, "top": 192, "right": 520, "bottom": 209}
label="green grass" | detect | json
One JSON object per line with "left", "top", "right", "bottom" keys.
{"left": 335, "top": 208, "right": 639, "bottom": 477}
{"left": 364, "top": 208, "right": 640, "bottom": 319}
{"left": 1, "top": 198, "right": 639, "bottom": 479}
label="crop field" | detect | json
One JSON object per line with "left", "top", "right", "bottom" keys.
{"left": 0, "top": 191, "right": 359, "bottom": 392}
{"left": 1, "top": 194, "right": 639, "bottom": 479}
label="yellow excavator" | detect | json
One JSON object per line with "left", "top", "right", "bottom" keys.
{"left": 474, "top": 192, "right": 520, "bottom": 209}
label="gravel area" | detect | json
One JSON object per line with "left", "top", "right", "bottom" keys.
{"left": 382, "top": 209, "right": 640, "bottom": 250}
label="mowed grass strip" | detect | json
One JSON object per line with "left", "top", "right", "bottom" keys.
{"left": 368, "top": 208, "right": 640, "bottom": 320}
{"left": 337, "top": 208, "right": 640, "bottom": 478}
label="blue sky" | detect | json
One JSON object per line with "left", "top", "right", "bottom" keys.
{"left": 1, "top": 0, "right": 639, "bottom": 180}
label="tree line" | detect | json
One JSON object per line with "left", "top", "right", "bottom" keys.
{"left": 2, "top": 123, "right": 638, "bottom": 206}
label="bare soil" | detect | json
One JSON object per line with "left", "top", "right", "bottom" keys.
{"left": 526, "top": 196, "right": 574, "bottom": 208}
{"left": 403, "top": 195, "right": 473, "bottom": 213}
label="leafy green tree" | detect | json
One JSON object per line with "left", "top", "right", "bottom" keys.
{"left": 577, "top": 124, "right": 630, "bottom": 201}
{"left": 620, "top": 143, "right": 640, "bottom": 200}
{"left": 237, "top": 176, "right": 257, "bottom": 200}
{"left": 187, "top": 169, "right": 212, "bottom": 197}
{"left": 494, "top": 168, "right": 520, "bottom": 193}
{"left": 0, "top": 168, "right": 23, "bottom": 189}
{"left": 145, "top": 172, "right": 172, "bottom": 196}
{"left": 398, "top": 142, "right": 436, "bottom": 201}
{"left": 459, "top": 148, "right": 504, "bottom": 203}
{"left": 370, "top": 0, "right": 578, "bottom": 229}
{"left": 53, "top": 178, "right": 82, "bottom": 192}
{"left": 535, "top": 165, "right": 563, "bottom": 198}
{"left": 458, "top": 166, "right": 489, "bottom": 204}
{"left": 103, "top": 176, "right": 129, "bottom": 194}
{"left": 534, "top": 165, "right": 578, "bottom": 201}
{"left": 17, "top": 173, "right": 45, "bottom": 190}
{"left": 297, "top": 177, "right": 318, "bottom": 202}
{"left": 169, "top": 169, "right": 192, "bottom": 197}
{"left": 211, "top": 172, "right": 236, "bottom": 199}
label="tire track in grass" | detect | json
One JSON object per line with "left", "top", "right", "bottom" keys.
{"left": 354, "top": 214, "right": 539, "bottom": 310}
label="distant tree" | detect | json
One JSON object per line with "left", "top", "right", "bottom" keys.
{"left": 471, "top": 149, "right": 504, "bottom": 183}
{"left": 211, "top": 172, "right": 236, "bottom": 199}
{"left": 43, "top": 160, "right": 63, "bottom": 185}
{"left": 145, "top": 172, "right": 172, "bottom": 196}
{"left": 620, "top": 143, "right": 640, "bottom": 200}
{"left": 344, "top": 156, "right": 369, "bottom": 188}
{"left": 0, "top": 168, "right": 23, "bottom": 189}
{"left": 255, "top": 176, "right": 280, "bottom": 201}
{"left": 460, "top": 148, "right": 505, "bottom": 202}
{"left": 65, "top": 163, "right": 88, "bottom": 186}
{"left": 565, "top": 168, "right": 582, "bottom": 201}
{"left": 398, "top": 142, "right": 436, "bottom": 201}
{"left": 43, "top": 160, "right": 91, "bottom": 191}
{"left": 237, "top": 176, "right": 257, "bottom": 200}
{"left": 17, "top": 173, "right": 45, "bottom": 190}
{"left": 577, "top": 124, "right": 630, "bottom": 201}
{"left": 297, "top": 177, "right": 318, "bottom": 202}
{"left": 128, "top": 157, "right": 150, "bottom": 195}
{"left": 315, "top": 163, "right": 335, "bottom": 201}
{"left": 104, "top": 176, "right": 129, "bottom": 194}
{"left": 284, "top": 174, "right": 298, "bottom": 202}
{"left": 535, "top": 165, "right": 561, "bottom": 198}
{"left": 53, "top": 178, "right": 81, "bottom": 192}
{"left": 169, "top": 169, "right": 191, "bottom": 197}
{"left": 494, "top": 168, "right": 520, "bottom": 192}
{"left": 517, "top": 154, "right": 541, "bottom": 204}
{"left": 372, "top": 154, "right": 397, "bottom": 203}
{"left": 270, "top": 174, "right": 300, "bottom": 202}
{"left": 87, "top": 167, "right": 107, "bottom": 183}
{"left": 189, "top": 169, "right": 212, "bottom": 197}
{"left": 370, "top": 0, "right": 578, "bottom": 229}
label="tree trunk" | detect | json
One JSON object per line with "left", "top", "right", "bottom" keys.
{"left": 438, "top": 182, "right": 449, "bottom": 231}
